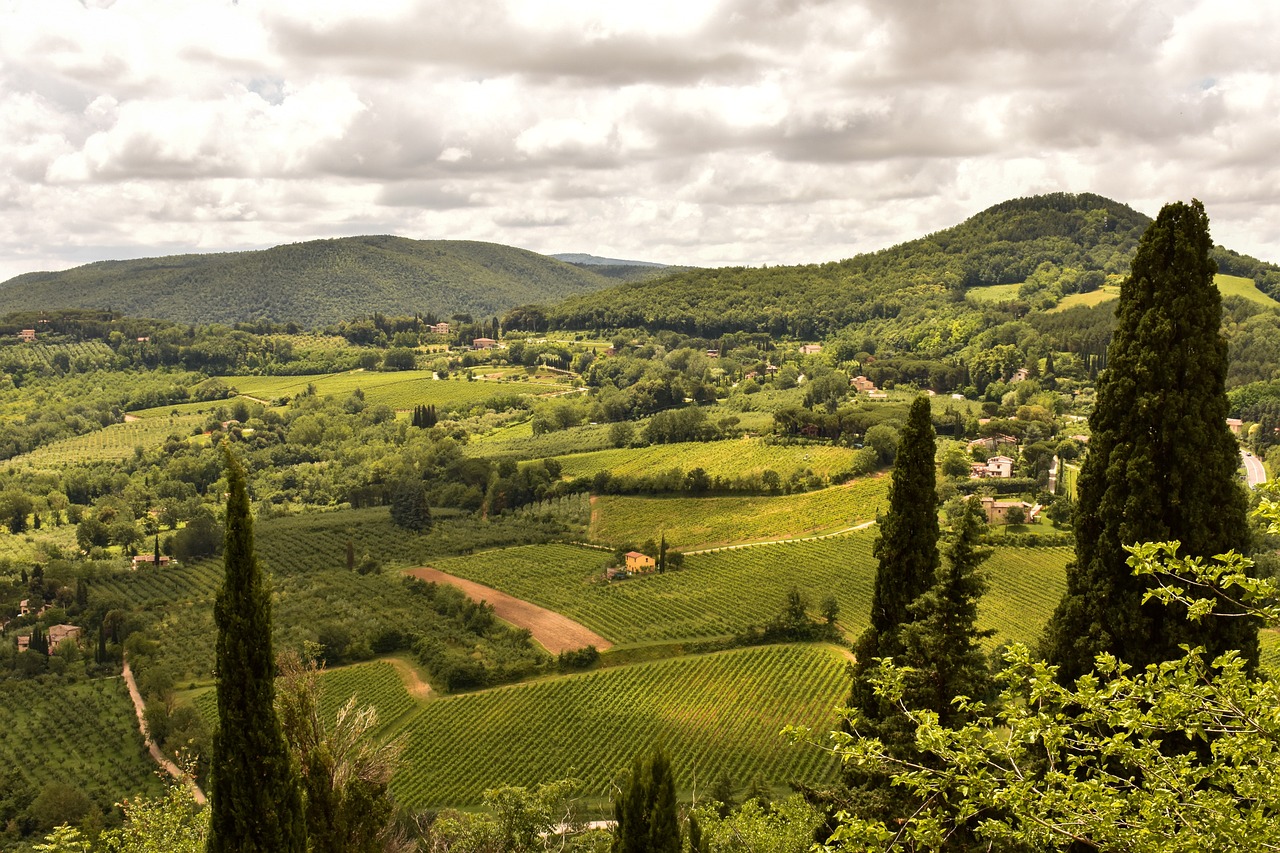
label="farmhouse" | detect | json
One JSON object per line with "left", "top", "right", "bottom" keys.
{"left": 472, "top": 337, "right": 497, "bottom": 349}
{"left": 47, "top": 624, "right": 82, "bottom": 649}
{"left": 1226, "top": 417, "right": 1244, "bottom": 435}
{"left": 971, "top": 455, "right": 1015, "bottom": 479}
{"left": 18, "top": 329, "right": 36, "bottom": 342}
{"left": 799, "top": 344, "right": 823, "bottom": 355}
{"left": 624, "top": 551, "right": 656, "bottom": 573}
{"left": 430, "top": 322, "right": 451, "bottom": 335}
{"left": 979, "top": 496, "right": 1041, "bottom": 525}
{"left": 851, "top": 375, "right": 877, "bottom": 393}
{"left": 131, "top": 554, "right": 172, "bottom": 568}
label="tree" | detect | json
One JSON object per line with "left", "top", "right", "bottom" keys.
{"left": 822, "top": 532, "right": 1280, "bottom": 852}
{"left": 275, "top": 650, "right": 403, "bottom": 853}
{"left": 206, "top": 445, "right": 306, "bottom": 853}
{"left": 612, "top": 745, "right": 680, "bottom": 853}
{"left": 1042, "top": 200, "right": 1256, "bottom": 682}
{"left": 389, "top": 480, "right": 432, "bottom": 532}
{"left": 868, "top": 395, "right": 939, "bottom": 643}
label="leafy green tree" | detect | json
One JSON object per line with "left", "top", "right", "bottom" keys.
{"left": 823, "top": 532, "right": 1280, "bottom": 852}
{"left": 613, "top": 745, "right": 680, "bottom": 853}
{"left": 389, "top": 480, "right": 432, "bottom": 532}
{"left": 207, "top": 445, "right": 306, "bottom": 853}
{"left": 1042, "top": 200, "right": 1256, "bottom": 681}
{"left": 275, "top": 650, "right": 402, "bottom": 853}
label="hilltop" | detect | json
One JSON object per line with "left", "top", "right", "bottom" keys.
{"left": 549, "top": 193, "right": 1280, "bottom": 336}
{"left": 0, "top": 236, "right": 616, "bottom": 327}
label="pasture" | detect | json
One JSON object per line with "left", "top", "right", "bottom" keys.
{"left": 549, "top": 438, "right": 862, "bottom": 483}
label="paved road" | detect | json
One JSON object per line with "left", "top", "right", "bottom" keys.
{"left": 1242, "top": 449, "right": 1267, "bottom": 488}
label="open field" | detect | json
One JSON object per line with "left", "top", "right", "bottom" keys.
{"left": 1050, "top": 286, "right": 1120, "bottom": 312}
{"left": 388, "top": 644, "right": 847, "bottom": 808}
{"left": 466, "top": 421, "right": 617, "bottom": 460}
{"left": 428, "top": 538, "right": 1071, "bottom": 647}
{"left": 0, "top": 677, "right": 162, "bottom": 814}
{"left": 965, "top": 283, "right": 1022, "bottom": 303}
{"left": 550, "top": 438, "right": 862, "bottom": 483}
{"left": 1216, "top": 273, "right": 1280, "bottom": 307}
{"left": 215, "top": 370, "right": 558, "bottom": 410}
{"left": 589, "top": 480, "right": 888, "bottom": 550}
{"left": 5, "top": 414, "right": 206, "bottom": 467}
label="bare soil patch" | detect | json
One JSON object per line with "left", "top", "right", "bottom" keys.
{"left": 387, "top": 657, "right": 433, "bottom": 700}
{"left": 405, "top": 567, "right": 613, "bottom": 655}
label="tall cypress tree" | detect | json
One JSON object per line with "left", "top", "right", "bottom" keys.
{"left": 612, "top": 745, "right": 680, "bottom": 853}
{"left": 1042, "top": 200, "right": 1255, "bottom": 682}
{"left": 207, "top": 445, "right": 306, "bottom": 853}
{"left": 868, "top": 394, "right": 940, "bottom": 647}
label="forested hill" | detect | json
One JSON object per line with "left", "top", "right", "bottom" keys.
{"left": 0, "top": 237, "right": 616, "bottom": 326}
{"left": 548, "top": 193, "right": 1280, "bottom": 337}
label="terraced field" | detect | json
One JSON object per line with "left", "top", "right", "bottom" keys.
{"left": 589, "top": 480, "right": 888, "bottom": 550}
{"left": 550, "top": 438, "right": 861, "bottom": 483}
{"left": 388, "top": 644, "right": 846, "bottom": 808}
{"left": 428, "top": 537, "right": 1071, "bottom": 646}
{"left": 216, "top": 370, "right": 558, "bottom": 410}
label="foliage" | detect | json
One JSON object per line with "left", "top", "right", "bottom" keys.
{"left": 612, "top": 744, "right": 680, "bottom": 853}
{"left": 1043, "top": 200, "right": 1257, "bottom": 682}
{"left": 819, "top": 539, "right": 1280, "bottom": 853}
{"left": 207, "top": 446, "right": 306, "bottom": 853}
{"left": 689, "top": 795, "right": 825, "bottom": 853}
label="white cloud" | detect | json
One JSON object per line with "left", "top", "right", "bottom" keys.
{"left": 2, "top": 0, "right": 1280, "bottom": 283}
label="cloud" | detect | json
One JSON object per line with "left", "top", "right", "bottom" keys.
{"left": 1, "top": 0, "right": 1280, "bottom": 285}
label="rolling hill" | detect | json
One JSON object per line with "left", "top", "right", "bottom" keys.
{"left": 0, "top": 236, "right": 616, "bottom": 326}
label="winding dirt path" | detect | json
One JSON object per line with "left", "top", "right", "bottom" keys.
{"left": 387, "top": 657, "right": 433, "bottom": 700}
{"left": 121, "top": 657, "right": 207, "bottom": 805}
{"left": 405, "top": 567, "right": 612, "bottom": 654}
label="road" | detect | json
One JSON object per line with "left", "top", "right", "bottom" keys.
{"left": 1242, "top": 449, "right": 1267, "bottom": 488}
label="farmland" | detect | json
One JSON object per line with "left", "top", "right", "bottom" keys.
{"left": 5, "top": 414, "right": 207, "bottom": 467}
{"left": 0, "top": 677, "right": 162, "bottom": 815}
{"left": 549, "top": 438, "right": 861, "bottom": 483}
{"left": 216, "top": 370, "right": 559, "bottom": 410}
{"left": 428, "top": 537, "right": 1070, "bottom": 647}
{"left": 388, "top": 644, "right": 847, "bottom": 808}
{"left": 588, "top": 480, "right": 888, "bottom": 549}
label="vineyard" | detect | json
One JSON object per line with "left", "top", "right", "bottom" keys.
{"left": 466, "top": 421, "right": 617, "bottom": 460}
{"left": 6, "top": 414, "right": 207, "bottom": 467}
{"left": 216, "top": 370, "right": 558, "bottom": 410}
{"left": 428, "top": 538, "right": 1071, "bottom": 646}
{"left": 0, "top": 524, "right": 79, "bottom": 568}
{"left": 0, "top": 340, "right": 115, "bottom": 369}
{"left": 388, "top": 644, "right": 846, "bottom": 808}
{"left": 549, "top": 438, "right": 861, "bottom": 483}
{"left": 589, "top": 480, "right": 888, "bottom": 549}
{"left": 0, "top": 677, "right": 162, "bottom": 813}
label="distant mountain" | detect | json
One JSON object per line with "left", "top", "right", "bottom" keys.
{"left": 551, "top": 253, "right": 669, "bottom": 267}
{"left": 549, "top": 192, "right": 1280, "bottom": 337}
{"left": 0, "top": 237, "right": 616, "bottom": 326}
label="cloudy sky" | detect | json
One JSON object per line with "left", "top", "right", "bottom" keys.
{"left": 2, "top": 0, "right": 1279, "bottom": 281}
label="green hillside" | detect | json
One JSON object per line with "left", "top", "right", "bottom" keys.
{"left": 549, "top": 193, "right": 1280, "bottom": 338}
{"left": 0, "top": 236, "right": 614, "bottom": 326}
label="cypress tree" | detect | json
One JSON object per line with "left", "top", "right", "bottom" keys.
{"left": 612, "top": 745, "right": 680, "bottom": 853}
{"left": 867, "top": 394, "right": 940, "bottom": 646}
{"left": 1042, "top": 200, "right": 1255, "bottom": 682}
{"left": 207, "top": 445, "right": 305, "bottom": 853}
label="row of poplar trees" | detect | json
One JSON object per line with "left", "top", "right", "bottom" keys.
{"left": 836, "top": 199, "right": 1258, "bottom": 837}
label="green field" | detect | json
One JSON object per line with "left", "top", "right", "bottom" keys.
{"left": 589, "top": 480, "right": 888, "bottom": 550}
{"left": 215, "top": 370, "right": 558, "bottom": 410}
{"left": 1051, "top": 286, "right": 1120, "bottom": 312}
{"left": 5, "top": 414, "right": 207, "bottom": 467}
{"left": 467, "top": 420, "right": 617, "bottom": 460}
{"left": 965, "top": 283, "right": 1023, "bottom": 303}
{"left": 388, "top": 644, "right": 847, "bottom": 808}
{"left": 1215, "top": 273, "right": 1280, "bottom": 307}
{"left": 428, "top": 537, "right": 1070, "bottom": 647}
{"left": 0, "top": 677, "right": 162, "bottom": 815}
{"left": 551, "top": 438, "right": 861, "bottom": 483}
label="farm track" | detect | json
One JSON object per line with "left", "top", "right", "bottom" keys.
{"left": 122, "top": 657, "right": 207, "bottom": 805}
{"left": 404, "top": 566, "right": 613, "bottom": 654}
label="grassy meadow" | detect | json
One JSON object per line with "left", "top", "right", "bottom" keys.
{"left": 550, "top": 438, "right": 862, "bottom": 482}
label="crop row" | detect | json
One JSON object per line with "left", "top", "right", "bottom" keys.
{"left": 588, "top": 480, "right": 888, "bottom": 550}
{"left": 217, "top": 370, "right": 556, "bottom": 410}
{"left": 388, "top": 644, "right": 846, "bottom": 808}
{"left": 551, "top": 439, "right": 862, "bottom": 483}
{"left": 9, "top": 415, "right": 206, "bottom": 467}
{"left": 2, "top": 340, "right": 114, "bottom": 369}
{"left": 429, "top": 538, "right": 1071, "bottom": 647}
{"left": 0, "top": 677, "right": 162, "bottom": 810}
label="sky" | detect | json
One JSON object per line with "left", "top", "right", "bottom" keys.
{"left": 2, "top": 0, "right": 1279, "bottom": 282}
